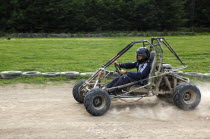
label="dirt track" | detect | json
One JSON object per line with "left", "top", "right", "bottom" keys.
{"left": 0, "top": 82, "right": 210, "bottom": 139}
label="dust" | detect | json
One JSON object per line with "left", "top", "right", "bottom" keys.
{"left": 195, "top": 82, "right": 210, "bottom": 117}
{"left": 108, "top": 82, "right": 210, "bottom": 120}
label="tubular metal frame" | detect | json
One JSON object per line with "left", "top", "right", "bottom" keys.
{"left": 80, "top": 37, "right": 188, "bottom": 98}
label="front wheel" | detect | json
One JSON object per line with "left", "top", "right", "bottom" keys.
{"left": 173, "top": 83, "right": 201, "bottom": 110}
{"left": 84, "top": 88, "right": 111, "bottom": 116}
{"left": 72, "top": 80, "right": 86, "bottom": 103}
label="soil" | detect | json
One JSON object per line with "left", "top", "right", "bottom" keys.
{"left": 0, "top": 82, "right": 210, "bottom": 139}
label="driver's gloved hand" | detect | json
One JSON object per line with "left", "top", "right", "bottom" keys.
{"left": 114, "top": 61, "right": 120, "bottom": 66}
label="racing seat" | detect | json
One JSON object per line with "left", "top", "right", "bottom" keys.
{"left": 137, "top": 51, "right": 157, "bottom": 85}
{"left": 148, "top": 51, "right": 157, "bottom": 84}
{"left": 128, "top": 51, "right": 157, "bottom": 94}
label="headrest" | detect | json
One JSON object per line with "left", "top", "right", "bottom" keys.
{"left": 149, "top": 51, "right": 156, "bottom": 61}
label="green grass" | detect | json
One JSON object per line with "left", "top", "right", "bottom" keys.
{"left": 0, "top": 35, "right": 210, "bottom": 85}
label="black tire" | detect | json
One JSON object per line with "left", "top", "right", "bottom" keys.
{"left": 173, "top": 82, "right": 201, "bottom": 110}
{"left": 72, "top": 80, "right": 86, "bottom": 103}
{"left": 84, "top": 88, "right": 111, "bottom": 116}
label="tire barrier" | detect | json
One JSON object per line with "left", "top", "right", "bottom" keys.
{"left": 22, "top": 71, "right": 41, "bottom": 76}
{"left": 60, "top": 71, "right": 79, "bottom": 79}
{"left": 79, "top": 71, "right": 120, "bottom": 78}
{"left": 174, "top": 71, "right": 183, "bottom": 75}
{"left": 1, "top": 71, "right": 22, "bottom": 79}
{"left": 182, "top": 72, "right": 205, "bottom": 77}
{"left": 162, "top": 64, "right": 173, "bottom": 69}
{"left": 104, "top": 71, "right": 120, "bottom": 78}
{"left": 203, "top": 73, "right": 210, "bottom": 78}
{"left": 80, "top": 72, "right": 95, "bottom": 77}
{"left": 0, "top": 70, "right": 210, "bottom": 79}
{"left": 42, "top": 72, "right": 60, "bottom": 77}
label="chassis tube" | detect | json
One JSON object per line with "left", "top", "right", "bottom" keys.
{"left": 93, "top": 71, "right": 103, "bottom": 88}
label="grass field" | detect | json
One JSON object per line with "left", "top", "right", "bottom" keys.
{"left": 0, "top": 35, "right": 210, "bottom": 84}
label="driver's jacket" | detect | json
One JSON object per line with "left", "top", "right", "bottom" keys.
{"left": 119, "top": 60, "right": 151, "bottom": 80}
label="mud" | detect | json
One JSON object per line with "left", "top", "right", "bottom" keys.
{"left": 0, "top": 82, "right": 210, "bottom": 138}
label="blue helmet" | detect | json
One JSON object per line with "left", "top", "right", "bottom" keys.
{"left": 136, "top": 47, "right": 150, "bottom": 63}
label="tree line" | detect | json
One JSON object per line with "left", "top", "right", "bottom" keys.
{"left": 0, "top": 0, "right": 209, "bottom": 33}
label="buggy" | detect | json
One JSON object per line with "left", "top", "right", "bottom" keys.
{"left": 72, "top": 37, "right": 201, "bottom": 116}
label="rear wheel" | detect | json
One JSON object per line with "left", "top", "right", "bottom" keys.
{"left": 173, "top": 83, "right": 201, "bottom": 110}
{"left": 84, "top": 88, "right": 111, "bottom": 116}
{"left": 72, "top": 80, "right": 86, "bottom": 103}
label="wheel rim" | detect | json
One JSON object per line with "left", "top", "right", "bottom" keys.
{"left": 92, "top": 95, "right": 106, "bottom": 110}
{"left": 78, "top": 85, "right": 87, "bottom": 97}
{"left": 79, "top": 90, "right": 85, "bottom": 97}
{"left": 182, "top": 89, "right": 196, "bottom": 104}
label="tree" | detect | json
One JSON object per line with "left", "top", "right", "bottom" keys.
{"left": 0, "top": 0, "right": 209, "bottom": 33}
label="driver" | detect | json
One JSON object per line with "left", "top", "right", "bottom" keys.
{"left": 106, "top": 47, "right": 151, "bottom": 92}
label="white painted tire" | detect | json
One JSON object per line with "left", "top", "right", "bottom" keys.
{"left": 22, "top": 71, "right": 41, "bottom": 76}
{"left": 42, "top": 72, "right": 60, "bottom": 77}
{"left": 203, "top": 73, "right": 210, "bottom": 78}
{"left": 112, "top": 71, "right": 120, "bottom": 78}
{"left": 174, "top": 71, "right": 183, "bottom": 75}
{"left": 80, "top": 72, "right": 94, "bottom": 77}
{"left": 1, "top": 71, "right": 22, "bottom": 79}
{"left": 163, "top": 64, "right": 172, "bottom": 69}
{"left": 105, "top": 71, "right": 115, "bottom": 78}
{"left": 60, "top": 71, "right": 79, "bottom": 79}
{"left": 184, "top": 72, "right": 204, "bottom": 77}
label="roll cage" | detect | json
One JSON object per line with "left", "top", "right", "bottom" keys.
{"left": 81, "top": 37, "right": 189, "bottom": 98}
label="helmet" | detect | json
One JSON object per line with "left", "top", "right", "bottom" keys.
{"left": 136, "top": 47, "right": 150, "bottom": 63}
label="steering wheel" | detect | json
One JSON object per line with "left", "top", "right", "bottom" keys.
{"left": 115, "top": 64, "right": 121, "bottom": 74}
